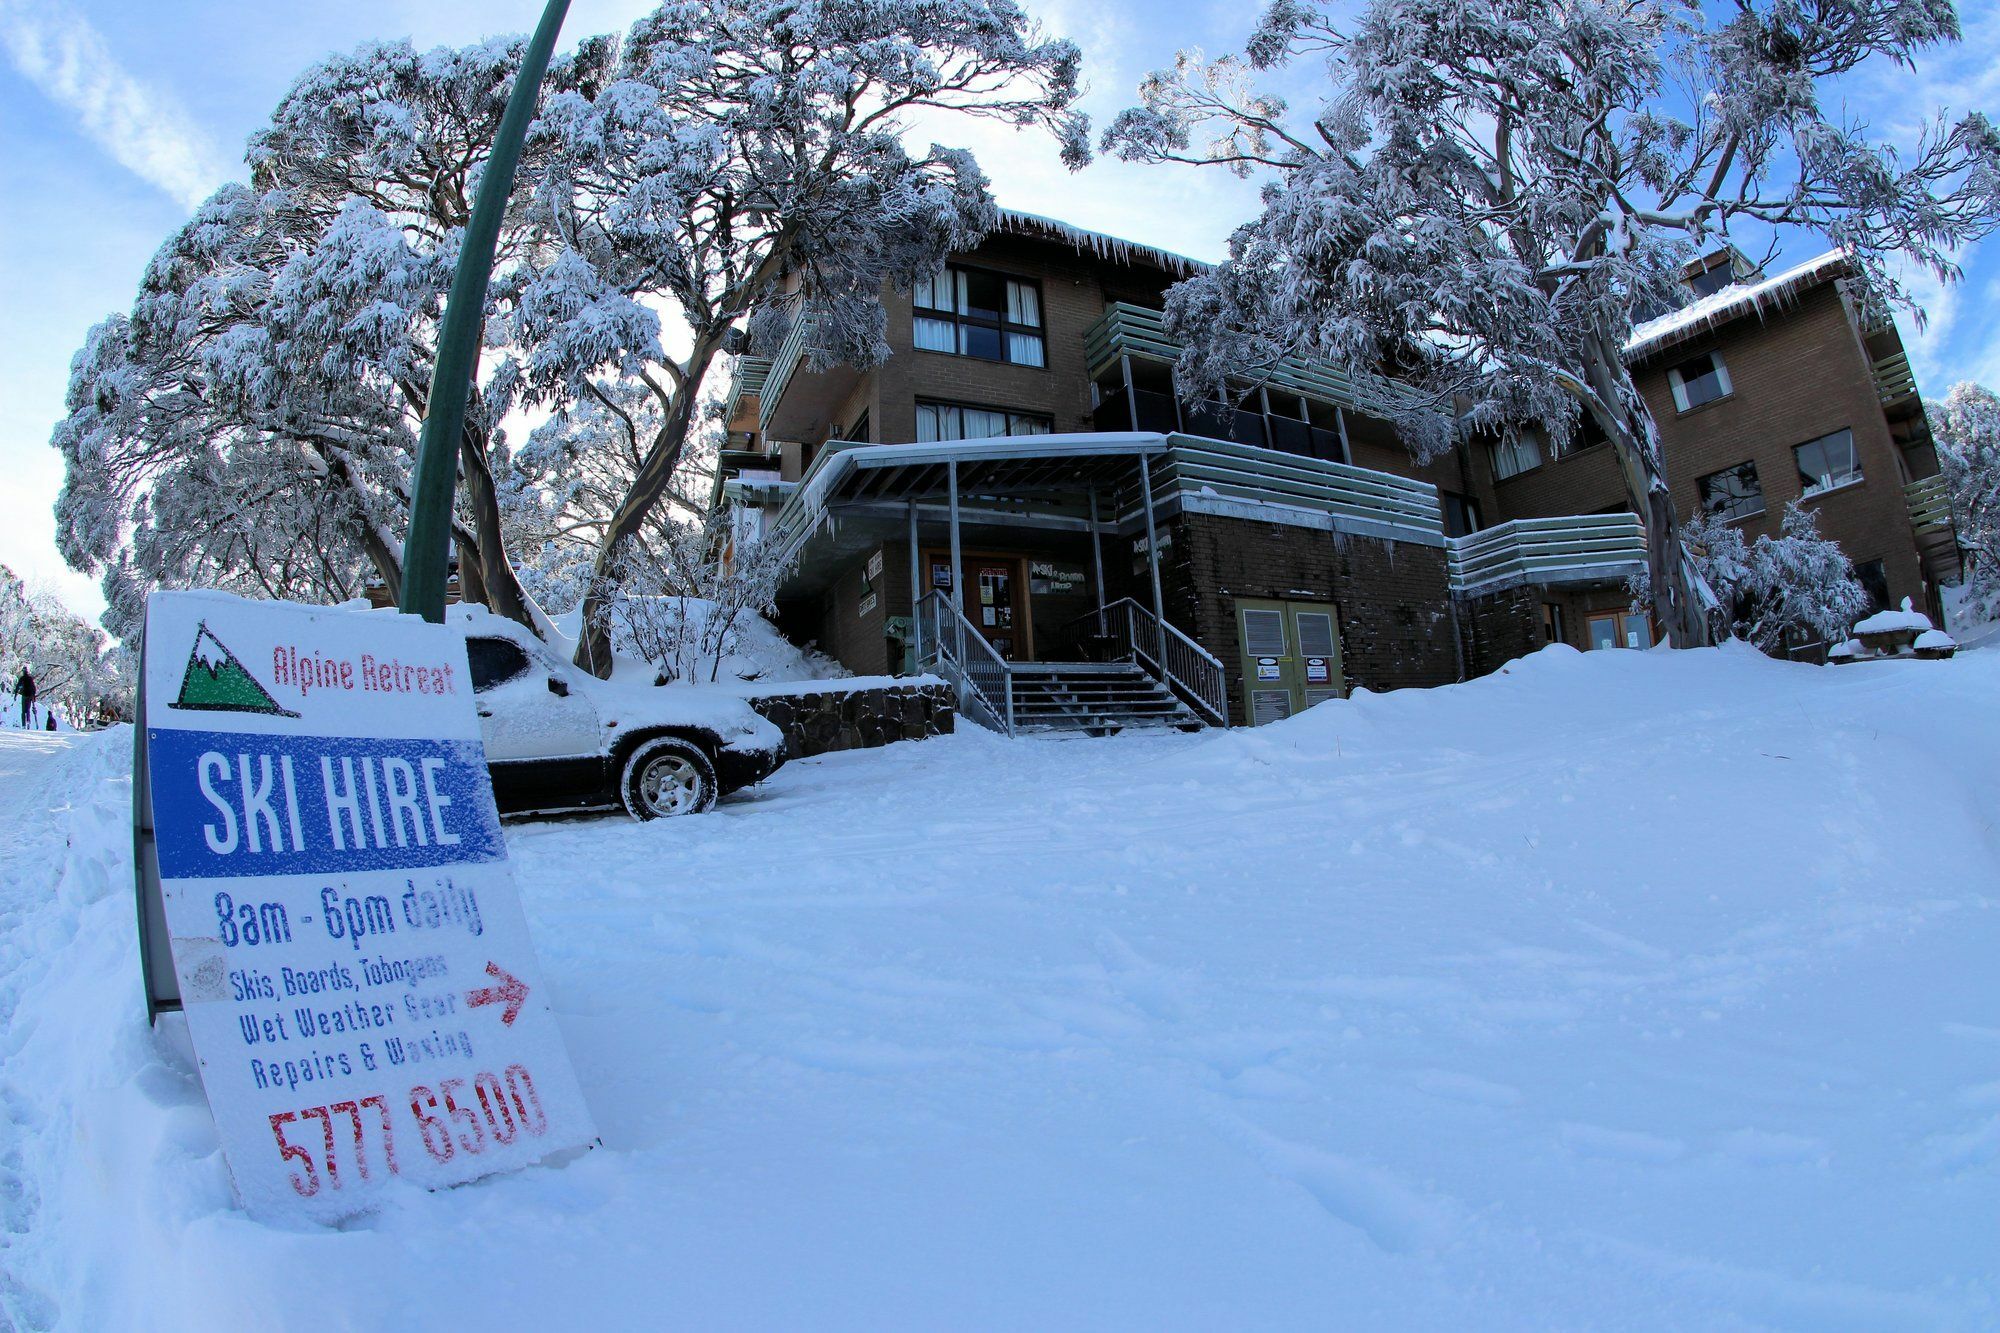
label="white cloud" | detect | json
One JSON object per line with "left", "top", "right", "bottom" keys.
{"left": 0, "top": 0, "right": 232, "bottom": 209}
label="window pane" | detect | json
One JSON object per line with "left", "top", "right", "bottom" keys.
{"left": 960, "top": 408, "right": 1009, "bottom": 439}
{"left": 913, "top": 269, "right": 951, "bottom": 312}
{"left": 960, "top": 268, "right": 1006, "bottom": 323}
{"left": 1796, "top": 428, "right": 1861, "bottom": 494}
{"left": 1699, "top": 461, "right": 1764, "bottom": 521}
{"left": 1853, "top": 558, "right": 1889, "bottom": 612}
{"left": 1007, "top": 281, "right": 1041, "bottom": 328}
{"left": 960, "top": 323, "right": 1003, "bottom": 361}
{"left": 1492, "top": 434, "right": 1540, "bottom": 480}
{"left": 1005, "top": 331, "right": 1046, "bottom": 367}
{"left": 467, "top": 638, "right": 531, "bottom": 692}
{"left": 913, "top": 316, "right": 955, "bottom": 352}
{"left": 1587, "top": 615, "right": 1619, "bottom": 651}
{"left": 916, "top": 403, "right": 941, "bottom": 442}
{"left": 1623, "top": 615, "right": 1653, "bottom": 649}
{"left": 1006, "top": 413, "right": 1051, "bottom": 436}
{"left": 1673, "top": 352, "right": 1728, "bottom": 409}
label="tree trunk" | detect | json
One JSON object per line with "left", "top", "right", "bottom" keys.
{"left": 573, "top": 332, "right": 730, "bottom": 677}
{"left": 458, "top": 420, "right": 535, "bottom": 631}
{"left": 355, "top": 520, "right": 404, "bottom": 607}
{"left": 1580, "top": 330, "right": 1715, "bottom": 649}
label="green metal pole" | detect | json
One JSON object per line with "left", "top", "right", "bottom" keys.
{"left": 399, "top": 0, "right": 570, "bottom": 622}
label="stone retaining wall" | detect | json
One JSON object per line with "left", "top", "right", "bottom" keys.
{"left": 746, "top": 680, "right": 955, "bottom": 760}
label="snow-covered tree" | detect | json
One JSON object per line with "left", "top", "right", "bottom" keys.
{"left": 1930, "top": 380, "right": 2000, "bottom": 620}
{"left": 608, "top": 507, "right": 794, "bottom": 684}
{"left": 1105, "top": 0, "right": 2000, "bottom": 646}
{"left": 517, "top": 0, "right": 1087, "bottom": 674}
{"left": 53, "top": 39, "right": 558, "bottom": 630}
{"left": 0, "top": 567, "right": 131, "bottom": 727}
{"left": 1681, "top": 503, "right": 1870, "bottom": 651}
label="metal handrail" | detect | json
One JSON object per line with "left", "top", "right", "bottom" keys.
{"left": 914, "top": 591, "right": 1015, "bottom": 735}
{"left": 1057, "top": 598, "right": 1229, "bottom": 726}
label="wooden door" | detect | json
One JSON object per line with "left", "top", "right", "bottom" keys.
{"left": 925, "top": 550, "right": 1031, "bottom": 660}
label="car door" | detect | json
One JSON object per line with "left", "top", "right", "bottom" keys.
{"left": 466, "top": 636, "right": 605, "bottom": 811}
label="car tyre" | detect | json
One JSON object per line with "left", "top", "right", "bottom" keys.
{"left": 621, "top": 736, "right": 719, "bottom": 820}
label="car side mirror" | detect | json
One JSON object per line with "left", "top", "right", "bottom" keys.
{"left": 547, "top": 676, "right": 570, "bottom": 697}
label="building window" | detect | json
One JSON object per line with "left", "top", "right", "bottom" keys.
{"left": 1586, "top": 609, "right": 1654, "bottom": 650}
{"left": 1698, "top": 461, "right": 1765, "bottom": 522}
{"left": 1795, "top": 427, "right": 1862, "bottom": 497}
{"left": 846, "top": 410, "right": 870, "bottom": 444}
{"left": 913, "top": 264, "right": 1045, "bottom": 367}
{"left": 1852, "top": 557, "right": 1890, "bottom": 613}
{"left": 1687, "top": 264, "right": 1736, "bottom": 298}
{"left": 1542, "top": 603, "right": 1566, "bottom": 645}
{"left": 1441, "top": 491, "right": 1483, "bottom": 538}
{"left": 1666, "top": 350, "right": 1732, "bottom": 412}
{"left": 1490, "top": 432, "right": 1543, "bottom": 481}
{"left": 1552, "top": 414, "right": 1608, "bottom": 459}
{"left": 915, "top": 400, "right": 1053, "bottom": 443}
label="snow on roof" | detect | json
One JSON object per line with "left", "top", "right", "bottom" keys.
{"left": 1914, "top": 628, "right": 1956, "bottom": 649}
{"left": 1624, "top": 250, "right": 1850, "bottom": 362}
{"left": 996, "top": 210, "right": 1209, "bottom": 279}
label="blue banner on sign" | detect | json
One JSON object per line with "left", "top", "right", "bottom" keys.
{"left": 148, "top": 729, "right": 505, "bottom": 879}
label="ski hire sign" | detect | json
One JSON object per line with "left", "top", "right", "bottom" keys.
{"left": 134, "top": 590, "right": 595, "bottom": 1222}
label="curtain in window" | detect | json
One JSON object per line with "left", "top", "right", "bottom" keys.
{"left": 1004, "top": 279, "right": 1044, "bottom": 366}
{"left": 913, "top": 317, "right": 956, "bottom": 353}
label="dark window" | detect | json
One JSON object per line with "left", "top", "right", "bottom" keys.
{"left": 1668, "top": 350, "right": 1732, "bottom": 411}
{"left": 1698, "top": 461, "right": 1765, "bottom": 522}
{"left": 1852, "top": 558, "right": 1890, "bottom": 613}
{"left": 1542, "top": 603, "right": 1566, "bottom": 645}
{"left": 846, "top": 411, "right": 870, "bottom": 444}
{"left": 1552, "top": 415, "right": 1608, "bottom": 458}
{"left": 1795, "top": 428, "right": 1862, "bottom": 496}
{"left": 913, "top": 264, "right": 1045, "bottom": 367}
{"left": 916, "top": 400, "right": 1053, "bottom": 442}
{"left": 1441, "top": 491, "right": 1483, "bottom": 538}
{"left": 466, "top": 637, "right": 532, "bottom": 693}
{"left": 1687, "top": 264, "right": 1736, "bottom": 298}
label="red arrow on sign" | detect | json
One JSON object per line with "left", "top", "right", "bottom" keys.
{"left": 466, "top": 961, "right": 529, "bottom": 1026}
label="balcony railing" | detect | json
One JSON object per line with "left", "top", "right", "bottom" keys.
{"left": 1873, "top": 351, "right": 1918, "bottom": 406}
{"left": 1447, "top": 514, "right": 1647, "bottom": 594}
{"left": 1085, "top": 302, "right": 1426, "bottom": 420}
{"left": 757, "top": 314, "right": 818, "bottom": 434}
{"left": 725, "top": 354, "right": 772, "bottom": 422}
{"left": 1906, "top": 474, "right": 1953, "bottom": 533}
{"left": 1152, "top": 434, "right": 1445, "bottom": 540}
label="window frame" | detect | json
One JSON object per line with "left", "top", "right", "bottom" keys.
{"left": 1697, "top": 460, "right": 1766, "bottom": 523}
{"left": 915, "top": 398, "right": 1055, "bottom": 443}
{"left": 1666, "top": 350, "right": 1733, "bottom": 412}
{"left": 1794, "top": 427, "right": 1864, "bottom": 498}
{"left": 912, "top": 263, "right": 1047, "bottom": 368}
{"left": 466, "top": 636, "right": 533, "bottom": 693}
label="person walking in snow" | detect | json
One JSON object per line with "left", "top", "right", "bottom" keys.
{"left": 14, "top": 667, "right": 33, "bottom": 729}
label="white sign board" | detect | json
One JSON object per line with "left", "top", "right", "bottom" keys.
{"left": 140, "top": 591, "right": 594, "bottom": 1222}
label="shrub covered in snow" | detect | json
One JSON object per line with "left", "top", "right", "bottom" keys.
{"left": 1931, "top": 381, "right": 2000, "bottom": 623}
{"left": 1681, "top": 504, "right": 1871, "bottom": 653}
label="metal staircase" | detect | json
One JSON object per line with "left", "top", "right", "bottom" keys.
{"left": 913, "top": 592, "right": 1227, "bottom": 737}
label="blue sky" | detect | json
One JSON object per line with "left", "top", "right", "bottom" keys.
{"left": 3, "top": 0, "right": 1996, "bottom": 621}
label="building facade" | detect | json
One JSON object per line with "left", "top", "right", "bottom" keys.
{"left": 719, "top": 214, "right": 1954, "bottom": 731}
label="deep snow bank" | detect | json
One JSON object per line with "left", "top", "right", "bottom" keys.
{"left": 3, "top": 645, "right": 1997, "bottom": 1329}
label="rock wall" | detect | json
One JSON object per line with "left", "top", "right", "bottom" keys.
{"left": 746, "top": 680, "right": 955, "bottom": 760}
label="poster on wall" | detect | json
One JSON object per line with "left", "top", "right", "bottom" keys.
{"left": 1305, "top": 657, "right": 1330, "bottom": 684}
{"left": 931, "top": 562, "right": 953, "bottom": 591}
{"left": 1257, "top": 657, "right": 1281, "bottom": 680}
{"left": 135, "top": 591, "right": 596, "bottom": 1223}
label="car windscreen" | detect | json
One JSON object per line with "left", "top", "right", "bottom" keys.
{"left": 466, "top": 636, "right": 533, "bottom": 692}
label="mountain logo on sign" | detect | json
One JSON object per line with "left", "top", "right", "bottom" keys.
{"left": 170, "top": 623, "right": 299, "bottom": 717}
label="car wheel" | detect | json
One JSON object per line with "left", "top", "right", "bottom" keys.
{"left": 621, "top": 736, "right": 719, "bottom": 820}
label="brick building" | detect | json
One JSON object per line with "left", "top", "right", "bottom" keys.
{"left": 720, "top": 214, "right": 1955, "bottom": 731}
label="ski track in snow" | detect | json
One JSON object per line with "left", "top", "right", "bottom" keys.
{"left": 3, "top": 644, "right": 1999, "bottom": 1328}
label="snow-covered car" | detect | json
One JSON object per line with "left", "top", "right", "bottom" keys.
{"left": 455, "top": 614, "right": 785, "bottom": 819}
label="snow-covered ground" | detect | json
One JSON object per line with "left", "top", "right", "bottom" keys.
{"left": 3, "top": 643, "right": 1997, "bottom": 1329}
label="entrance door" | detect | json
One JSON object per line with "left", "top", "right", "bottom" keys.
{"left": 1585, "top": 609, "right": 1653, "bottom": 650}
{"left": 925, "top": 550, "right": 1030, "bottom": 660}
{"left": 1235, "top": 597, "right": 1345, "bottom": 725}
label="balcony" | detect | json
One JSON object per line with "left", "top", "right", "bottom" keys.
{"left": 1094, "top": 385, "right": 1348, "bottom": 461}
{"left": 1084, "top": 302, "right": 1425, "bottom": 420}
{"left": 1872, "top": 351, "right": 1918, "bottom": 407}
{"left": 1448, "top": 514, "right": 1647, "bottom": 595}
{"left": 1151, "top": 435, "right": 1444, "bottom": 541}
{"left": 1905, "top": 473, "right": 1963, "bottom": 582}
{"left": 724, "top": 354, "right": 772, "bottom": 429}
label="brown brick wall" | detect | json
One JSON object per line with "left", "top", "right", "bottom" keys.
{"left": 1166, "top": 512, "right": 1458, "bottom": 724}
{"left": 1471, "top": 281, "right": 1931, "bottom": 611}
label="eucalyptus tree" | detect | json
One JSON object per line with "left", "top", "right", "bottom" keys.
{"left": 54, "top": 38, "right": 556, "bottom": 628}
{"left": 514, "top": 0, "right": 1088, "bottom": 674}
{"left": 1106, "top": 0, "right": 2000, "bottom": 645}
